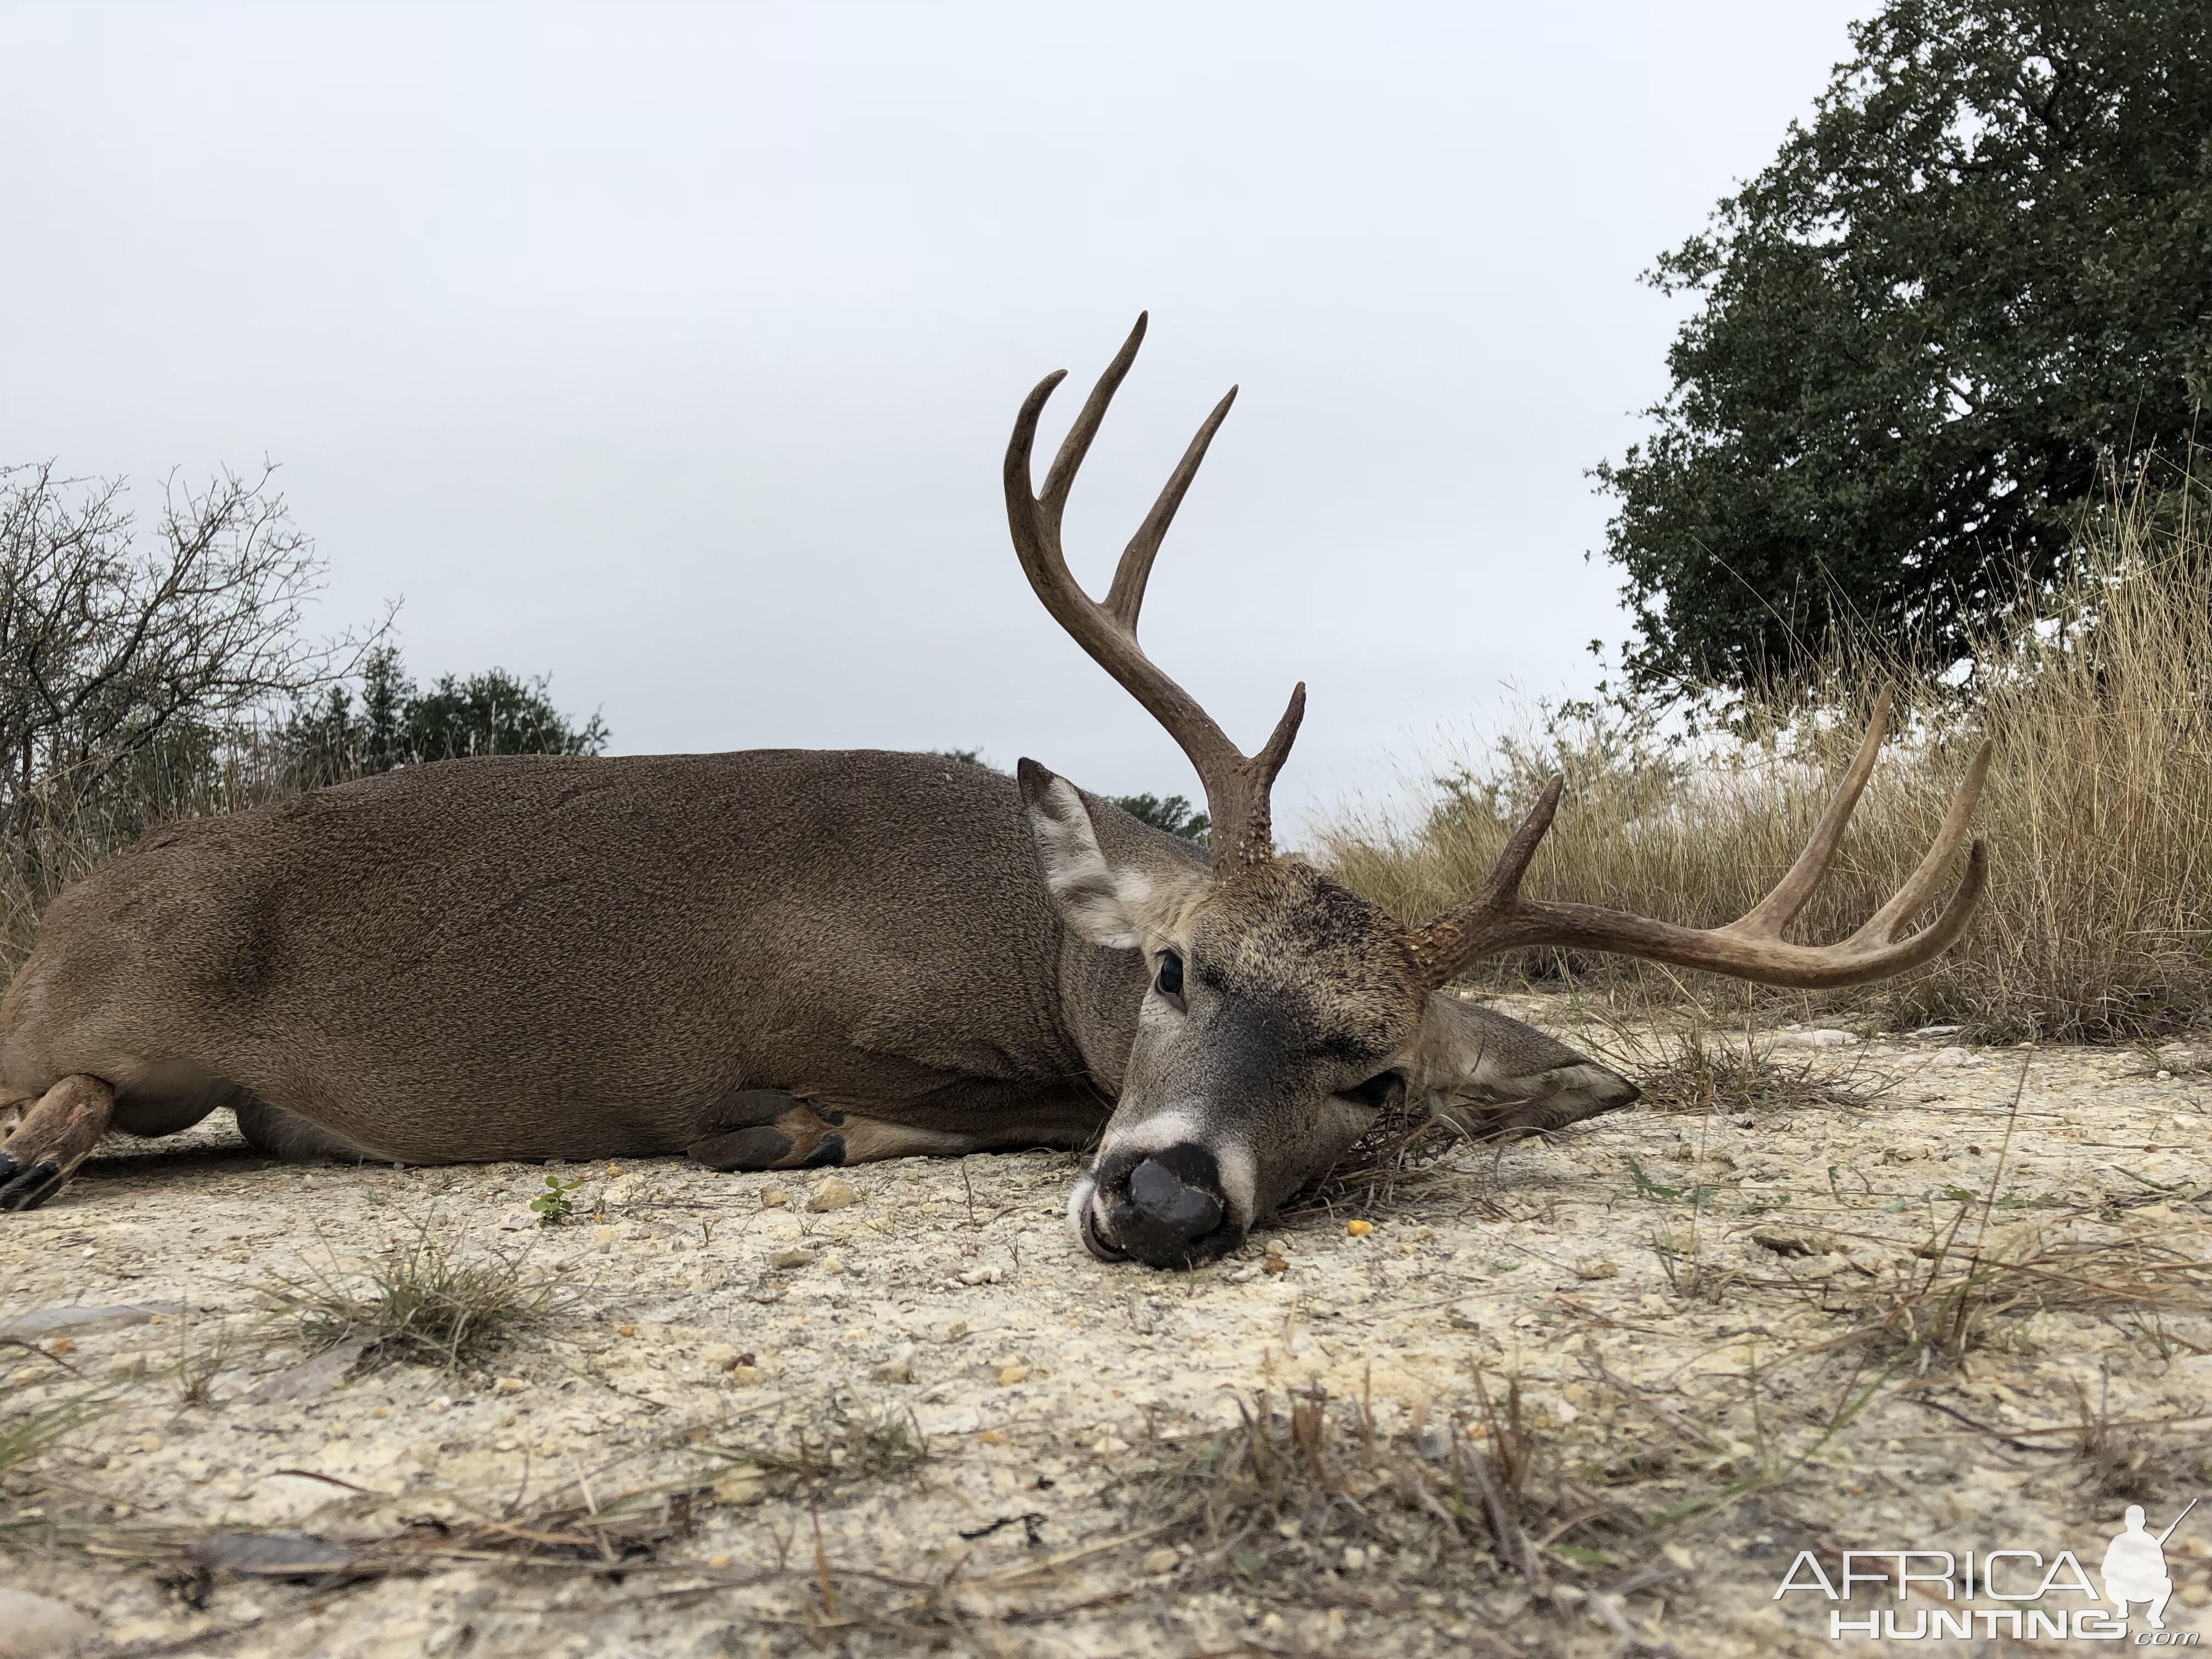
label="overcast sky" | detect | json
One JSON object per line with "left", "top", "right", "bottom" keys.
{"left": 2, "top": 1, "right": 1871, "bottom": 833}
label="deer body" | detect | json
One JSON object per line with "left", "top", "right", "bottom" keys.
{"left": 0, "top": 747, "right": 1626, "bottom": 1185}
{"left": 0, "top": 315, "right": 1989, "bottom": 1261}
{"left": 2, "top": 751, "right": 1128, "bottom": 1163}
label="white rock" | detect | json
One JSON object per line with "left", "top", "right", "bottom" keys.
{"left": 1772, "top": 1028, "right": 1859, "bottom": 1048}
{"left": 0, "top": 1302, "right": 189, "bottom": 1340}
{"left": 0, "top": 1591, "right": 93, "bottom": 1656}
{"left": 712, "top": 1464, "right": 766, "bottom": 1505}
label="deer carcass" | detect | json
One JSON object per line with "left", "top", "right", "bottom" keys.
{"left": 0, "top": 318, "right": 1988, "bottom": 1267}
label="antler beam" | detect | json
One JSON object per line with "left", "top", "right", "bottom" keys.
{"left": 1407, "top": 690, "right": 1993, "bottom": 989}
{"left": 1005, "top": 313, "right": 1304, "bottom": 867}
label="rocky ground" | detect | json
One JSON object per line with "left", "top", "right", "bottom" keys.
{"left": 3, "top": 994, "right": 2209, "bottom": 1658}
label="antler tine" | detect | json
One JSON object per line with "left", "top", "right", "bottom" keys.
{"left": 1407, "top": 776, "right": 1562, "bottom": 973}
{"left": 1847, "top": 740, "right": 1993, "bottom": 945}
{"left": 1040, "top": 313, "right": 1149, "bottom": 521}
{"left": 1406, "top": 702, "right": 1993, "bottom": 991}
{"left": 1730, "top": 688, "right": 1892, "bottom": 938}
{"left": 1479, "top": 772, "right": 1564, "bottom": 906}
{"left": 1004, "top": 317, "right": 1305, "bottom": 867}
{"left": 1104, "top": 385, "right": 1238, "bottom": 631}
{"left": 1250, "top": 680, "right": 1308, "bottom": 797}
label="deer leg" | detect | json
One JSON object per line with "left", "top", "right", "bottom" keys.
{"left": 233, "top": 1095, "right": 381, "bottom": 1164}
{"left": 687, "top": 1089, "right": 981, "bottom": 1171}
{"left": 0, "top": 1075, "right": 115, "bottom": 1212}
{"left": 687, "top": 1090, "right": 856, "bottom": 1171}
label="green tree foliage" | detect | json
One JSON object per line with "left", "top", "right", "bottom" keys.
{"left": 287, "top": 647, "right": 607, "bottom": 783}
{"left": 1109, "top": 792, "right": 1210, "bottom": 843}
{"left": 1596, "top": 0, "right": 2212, "bottom": 694}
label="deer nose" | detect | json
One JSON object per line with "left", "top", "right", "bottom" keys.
{"left": 1097, "top": 1143, "right": 1239, "bottom": 1267}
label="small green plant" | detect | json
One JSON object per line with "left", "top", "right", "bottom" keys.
{"left": 529, "top": 1173, "right": 586, "bottom": 1226}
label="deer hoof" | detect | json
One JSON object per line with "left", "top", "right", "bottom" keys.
{"left": 689, "top": 1096, "right": 851, "bottom": 1172}
{"left": 687, "top": 1126, "right": 793, "bottom": 1172}
{"left": 0, "top": 1076, "right": 113, "bottom": 1214}
{"left": 0, "top": 1155, "right": 64, "bottom": 1211}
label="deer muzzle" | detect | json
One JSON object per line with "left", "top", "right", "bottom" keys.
{"left": 1073, "top": 1139, "right": 1248, "bottom": 1268}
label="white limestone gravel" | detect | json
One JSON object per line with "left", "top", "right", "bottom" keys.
{"left": 3, "top": 997, "right": 2209, "bottom": 1657}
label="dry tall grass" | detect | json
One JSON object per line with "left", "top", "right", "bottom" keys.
{"left": 1323, "top": 483, "right": 2212, "bottom": 1040}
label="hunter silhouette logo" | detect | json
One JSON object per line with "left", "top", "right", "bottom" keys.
{"left": 1774, "top": 1498, "right": 2205, "bottom": 1642}
{"left": 2105, "top": 1500, "right": 2197, "bottom": 1631}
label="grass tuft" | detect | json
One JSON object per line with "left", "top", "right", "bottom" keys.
{"left": 1581, "top": 1006, "right": 1893, "bottom": 1119}
{"left": 0, "top": 1341, "right": 127, "bottom": 1487}
{"left": 269, "top": 1225, "right": 552, "bottom": 1371}
{"left": 737, "top": 1402, "right": 930, "bottom": 1488}
{"left": 1857, "top": 1226, "right": 2211, "bottom": 1374}
{"left": 1116, "top": 1378, "right": 1644, "bottom": 1599}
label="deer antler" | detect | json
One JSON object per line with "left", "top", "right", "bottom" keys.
{"left": 1005, "top": 314, "right": 1304, "bottom": 868}
{"left": 1407, "top": 690, "right": 1992, "bottom": 989}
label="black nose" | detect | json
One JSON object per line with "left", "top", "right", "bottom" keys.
{"left": 1097, "top": 1142, "right": 1240, "bottom": 1267}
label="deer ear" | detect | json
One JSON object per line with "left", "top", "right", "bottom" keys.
{"left": 1411, "top": 991, "right": 1639, "bottom": 1133}
{"left": 1017, "top": 758, "right": 1195, "bottom": 950}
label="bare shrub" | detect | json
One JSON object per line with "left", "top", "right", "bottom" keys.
{"left": 0, "top": 461, "right": 368, "bottom": 963}
{"left": 703, "top": 1401, "right": 931, "bottom": 1504}
{"left": 1859, "top": 1226, "right": 2210, "bottom": 1375}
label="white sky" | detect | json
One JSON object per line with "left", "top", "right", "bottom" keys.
{"left": 1, "top": 1, "right": 1871, "bottom": 833}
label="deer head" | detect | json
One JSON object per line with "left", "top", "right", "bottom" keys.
{"left": 1009, "top": 317, "right": 1991, "bottom": 1268}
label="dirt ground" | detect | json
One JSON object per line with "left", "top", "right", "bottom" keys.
{"left": 3, "top": 992, "right": 2209, "bottom": 1658}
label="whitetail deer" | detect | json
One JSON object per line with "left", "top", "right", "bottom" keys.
{"left": 0, "top": 317, "right": 1989, "bottom": 1268}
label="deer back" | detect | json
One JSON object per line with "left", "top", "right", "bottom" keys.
{"left": 0, "top": 749, "right": 1149, "bottom": 1160}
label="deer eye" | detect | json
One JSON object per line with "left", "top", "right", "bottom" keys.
{"left": 1154, "top": 951, "right": 1186, "bottom": 1012}
{"left": 1346, "top": 1071, "right": 1403, "bottom": 1108}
